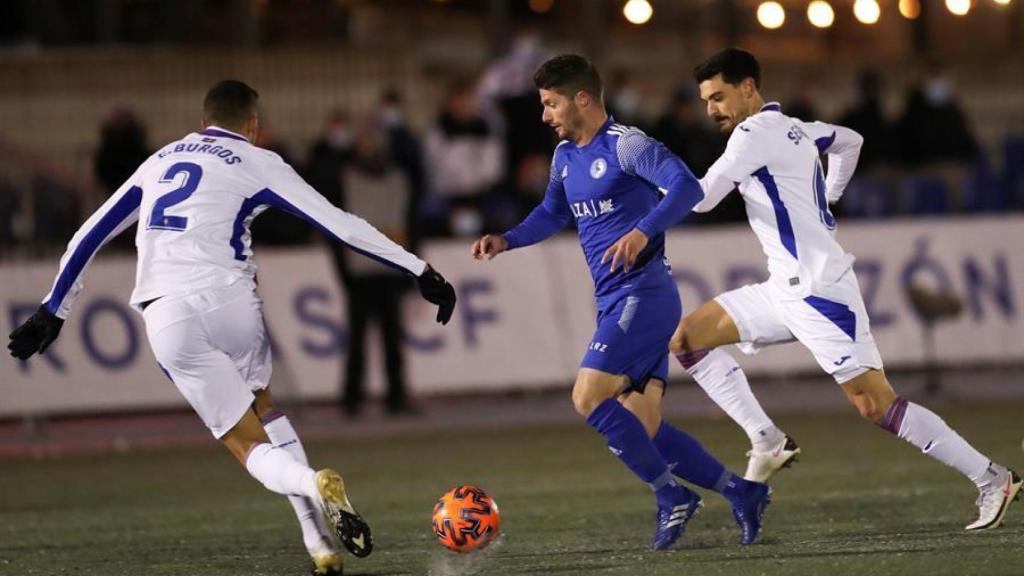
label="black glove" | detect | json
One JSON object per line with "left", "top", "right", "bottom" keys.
{"left": 417, "top": 264, "right": 456, "bottom": 325}
{"left": 8, "top": 306, "right": 64, "bottom": 360}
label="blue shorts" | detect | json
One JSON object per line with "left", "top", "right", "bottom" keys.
{"left": 580, "top": 287, "right": 682, "bottom": 392}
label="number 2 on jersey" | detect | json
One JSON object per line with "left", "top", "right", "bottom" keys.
{"left": 148, "top": 162, "right": 203, "bottom": 231}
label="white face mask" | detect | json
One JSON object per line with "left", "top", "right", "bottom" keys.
{"left": 451, "top": 209, "right": 483, "bottom": 237}
{"left": 327, "top": 128, "right": 353, "bottom": 150}
{"left": 924, "top": 79, "right": 952, "bottom": 106}
{"left": 380, "top": 107, "right": 405, "bottom": 128}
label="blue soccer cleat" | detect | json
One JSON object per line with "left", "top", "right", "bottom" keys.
{"left": 729, "top": 481, "right": 771, "bottom": 545}
{"left": 652, "top": 487, "right": 703, "bottom": 551}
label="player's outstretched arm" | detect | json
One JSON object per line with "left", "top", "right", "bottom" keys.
{"left": 260, "top": 155, "right": 457, "bottom": 324}
{"left": 604, "top": 131, "right": 704, "bottom": 272}
{"left": 12, "top": 168, "right": 145, "bottom": 359}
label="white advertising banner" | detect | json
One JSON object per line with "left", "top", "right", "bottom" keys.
{"left": 1, "top": 216, "right": 1021, "bottom": 416}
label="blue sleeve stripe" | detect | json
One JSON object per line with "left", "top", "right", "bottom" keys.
{"left": 804, "top": 295, "right": 856, "bottom": 340}
{"left": 815, "top": 131, "right": 836, "bottom": 153}
{"left": 753, "top": 167, "right": 798, "bottom": 260}
{"left": 44, "top": 186, "right": 143, "bottom": 314}
{"left": 234, "top": 188, "right": 414, "bottom": 274}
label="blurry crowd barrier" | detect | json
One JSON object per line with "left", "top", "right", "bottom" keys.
{"left": 2, "top": 216, "right": 1021, "bottom": 418}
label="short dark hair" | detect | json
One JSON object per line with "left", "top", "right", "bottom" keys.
{"left": 203, "top": 80, "right": 259, "bottom": 127}
{"left": 694, "top": 48, "right": 761, "bottom": 89}
{"left": 533, "top": 54, "right": 603, "bottom": 102}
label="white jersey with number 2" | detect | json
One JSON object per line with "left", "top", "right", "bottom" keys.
{"left": 42, "top": 126, "right": 426, "bottom": 318}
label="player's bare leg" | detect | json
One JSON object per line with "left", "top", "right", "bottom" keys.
{"left": 842, "top": 369, "right": 1021, "bottom": 530}
{"left": 669, "top": 300, "right": 799, "bottom": 482}
{"left": 253, "top": 390, "right": 345, "bottom": 575}
{"left": 222, "top": 407, "right": 373, "bottom": 565}
{"left": 622, "top": 381, "right": 772, "bottom": 544}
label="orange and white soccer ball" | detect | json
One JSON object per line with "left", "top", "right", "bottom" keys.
{"left": 431, "top": 485, "right": 501, "bottom": 553}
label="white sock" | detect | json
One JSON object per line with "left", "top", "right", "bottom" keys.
{"left": 245, "top": 442, "right": 319, "bottom": 499}
{"left": 264, "top": 415, "right": 332, "bottom": 551}
{"left": 680, "top": 348, "right": 780, "bottom": 448}
{"left": 882, "top": 398, "right": 993, "bottom": 487}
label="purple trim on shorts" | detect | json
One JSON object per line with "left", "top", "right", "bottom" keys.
{"left": 676, "top": 349, "right": 710, "bottom": 370}
{"left": 880, "top": 396, "right": 909, "bottom": 434}
{"left": 259, "top": 409, "right": 287, "bottom": 425}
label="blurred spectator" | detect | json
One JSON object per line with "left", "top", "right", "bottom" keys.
{"left": 897, "top": 70, "right": 979, "bottom": 167}
{"left": 252, "top": 121, "right": 311, "bottom": 245}
{"left": 650, "top": 84, "right": 724, "bottom": 177}
{"left": 837, "top": 70, "right": 894, "bottom": 174}
{"left": 785, "top": 78, "right": 819, "bottom": 122}
{"left": 307, "top": 108, "right": 354, "bottom": 208}
{"left": 425, "top": 80, "right": 503, "bottom": 237}
{"left": 605, "top": 68, "right": 644, "bottom": 127}
{"left": 378, "top": 88, "right": 426, "bottom": 251}
{"left": 335, "top": 119, "right": 417, "bottom": 416}
{"left": 896, "top": 69, "right": 980, "bottom": 212}
{"left": 32, "top": 175, "right": 80, "bottom": 246}
{"left": 94, "top": 104, "right": 149, "bottom": 251}
{"left": 0, "top": 178, "right": 19, "bottom": 250}
{"left": 477, "top": 30, "right": 553, "bottom": 190}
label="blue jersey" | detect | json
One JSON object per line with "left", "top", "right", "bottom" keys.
{"left": 503, "top": 118, "right": 704, "bottom": 306}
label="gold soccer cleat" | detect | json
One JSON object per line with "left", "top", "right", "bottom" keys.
{"left": 315, "top": 469, "right": 374, "bottom": 558}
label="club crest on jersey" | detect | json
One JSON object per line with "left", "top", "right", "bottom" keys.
{"left": 590, "top": 158, "right": 607, "bottom": 179}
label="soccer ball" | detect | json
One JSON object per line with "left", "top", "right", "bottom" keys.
{"left": 432, "top": 485, "right": 501, "bottom": 553}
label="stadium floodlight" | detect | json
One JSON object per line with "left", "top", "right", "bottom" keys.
{"left": 992, "top": 0, "right": 1012, "bottom": 6}
{"left": 757, "top": 1, "right": 786, "bottom": 29}
{"left": 946, "top": 0, "right": 971, "bottom": 14}
{"left": 807, "top": 1, "right": 835, "bottom": 28}
{"left": 623, "top": 0, "right": 653, "bottom": 25}
{"left": 853, "top": 0, "right": 881, "bottom": 24}
{"left": 899, "top": 0, "right": 922, "bottom": 19}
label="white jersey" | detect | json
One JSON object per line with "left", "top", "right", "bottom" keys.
{"left": 696, "top": 102, "right": 863, "bottom": 297}
{"left": 42, "top": 126, "right": 427, "bottom": 318}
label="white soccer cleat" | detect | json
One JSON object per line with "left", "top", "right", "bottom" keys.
{"left": 744, "top": 436, "right": 801, "bottom": 483}
{"left": 315, "top": 469, "right": 374, "bottom": 558}
{"left": 965, "top": 467, "right": 1022, "bottom": 531}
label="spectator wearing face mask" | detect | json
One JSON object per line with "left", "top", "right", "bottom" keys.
{"left": 896, "top": 69, "right": 980, "bottom": 213}
{"left": 425, "top": 80, "right": 504, "bottom": 237}
{"left": 335, "top": 117, "right": 419, "bottom": 417}
{"left": 897, "top": 70, "right": 979, "bottom": 167}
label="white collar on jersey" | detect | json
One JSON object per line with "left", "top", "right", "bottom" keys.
{"left": 760, "top": 102, "right": 782, "bottom": 113}
{"left": 200, "top": 125, "right": 251, "bottom": 142}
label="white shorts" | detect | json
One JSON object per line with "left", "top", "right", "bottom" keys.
{"left": 714, "top": 270, "right": 884, "bottom": 384}
{"left": 143, "top": 280, "right": 272, "bottom": 438}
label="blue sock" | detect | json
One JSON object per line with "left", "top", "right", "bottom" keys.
{"left": 653, "top": 421, "right": 746, "bottom": 495}
{"left": 586, "top": 398, "right": 680, "bottom": 505}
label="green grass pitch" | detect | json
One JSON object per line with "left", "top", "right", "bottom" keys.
{"left": 2, "top": 399, "right": 1023, "bottom": 575}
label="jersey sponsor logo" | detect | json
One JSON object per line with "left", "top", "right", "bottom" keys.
{"left": 571, "top": 199, "right": 614, "bottom": 220}
{"left": 588, "top": 341, "right": 608, "bottom": 352}
{"left": 590, "top": 158, "right": 607, "bottom": 179}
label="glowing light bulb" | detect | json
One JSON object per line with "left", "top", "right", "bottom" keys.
{"left": 623, "top": 0, "right": 653, "bottom": 25}
{"left": 757, "top": 2, "right": 786, "bottom": 29}
{"left": 854, "top": 0, "right": 881, "bottom": 25}
{"left": 807, "top": 1, "right": 835, "bottom": 28}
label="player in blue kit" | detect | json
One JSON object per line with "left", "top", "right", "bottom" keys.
{"left": 472, "top": 55, "right": 771, "bottom": 549}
